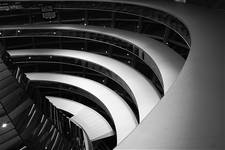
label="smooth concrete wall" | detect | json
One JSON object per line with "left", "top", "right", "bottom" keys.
{"left": 112, "top": 0, "right": 225, "bottom": 150}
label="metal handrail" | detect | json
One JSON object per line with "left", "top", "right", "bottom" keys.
{"left": 1, "top": 50, "right": 93, "bottom": 150}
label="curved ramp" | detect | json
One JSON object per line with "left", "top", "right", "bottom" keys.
{"left": 46, "top": 96, "right": 114, "bottom": 141}
{"left": 26, "top": 72, "right": 137, "bottom": 144}
{"left": 3, "top": 24, "right": 185, "bottom": 92}
{"left": 9, "top": 49, "right": 160, "bottom": 122}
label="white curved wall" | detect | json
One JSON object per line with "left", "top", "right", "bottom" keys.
{"left": 107, "top": 0, "right": 224, "bottom": 150}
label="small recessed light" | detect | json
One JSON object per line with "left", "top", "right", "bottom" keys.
{"left": 17, "top": 30, "right": 21, "bottom": 33}
{"left": 174, "top": 0, "right": 186, "bottom": 3}
{"left": 1, "top": 123, "right": 7, "bottom": 128}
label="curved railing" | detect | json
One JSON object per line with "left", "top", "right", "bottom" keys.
{"left": 6, "top": 35, "right": 163, "bottom": 93}
{"left": 10, "top": 54, "right": 140, "bottom": 121}
{"left": 1, "top": 50, "right": 93, "bottom": 150}
{"left": 6, "top": 35, "right": 164, "bottom": 96}
{"left": 55, "top": 1, "right": 190, "bottom": 46}
{"left": 1, "top": 26, "right": 164, "bottom": 95}
{"left": 0, "top": 1, "right": 193, "bottom": 149}
{"left": 0, "top": 1, "right": 190, "bottom": 58}
{"left": 1, "top": 51, "right": 75, "bottom": 149}
{"left": 28, "top": 88, "right": 93, "bottom": 150}
{"left": 30, "top": 80, "right": 117, "bottom": 134}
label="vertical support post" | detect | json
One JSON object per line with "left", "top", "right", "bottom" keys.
{"left": 111, "top": 11, "right": 115, "bottom": 28}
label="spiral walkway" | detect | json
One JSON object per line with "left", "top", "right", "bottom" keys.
{"left": 0, "top": 0, "right": 224, "bottom": 150}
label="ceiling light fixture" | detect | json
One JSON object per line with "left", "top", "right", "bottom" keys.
{"left": 174, "top": 0, "right": 186, "bottom": 3}
{"left": 1, "top": 123, "right": 8, "bottom": 128}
